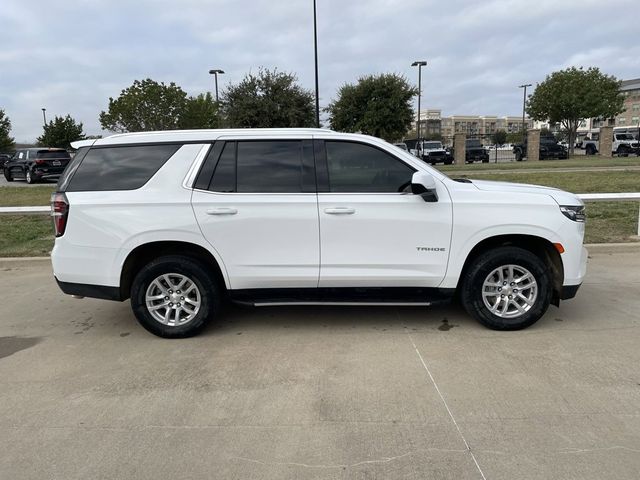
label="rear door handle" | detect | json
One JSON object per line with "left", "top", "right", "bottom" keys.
{"left": 206, "top": 207, "right": 238, "bottom": 216}
{"left": 324, "top": 207, "right": 356, "bottom": 215}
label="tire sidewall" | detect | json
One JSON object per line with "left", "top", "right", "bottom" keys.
{"left": 131, "top": 256, "right": 219, "bottom": 338}
{"left": 461, "top": 247, "right": 552, "bottom": 330}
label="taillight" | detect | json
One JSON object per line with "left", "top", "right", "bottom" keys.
{"left": 35, "top": 159, "right": 46, "bottom": 165}
{"left": 51, "top": 192, "right": 69, "bottom": 237}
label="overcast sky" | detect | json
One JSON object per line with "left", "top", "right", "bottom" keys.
{"left": 1, "top": 0, "right": 639, "bottom": 142}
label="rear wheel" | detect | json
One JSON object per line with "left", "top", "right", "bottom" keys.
{"left": 460, "top": 247, "right": 552, "bottom": 330}
{"left": 515, "top": 150, "right": 523, "bottom": 161}
{"left": 585, "top": 144, "right": 597, "bottom": 155}
{"left": 130, "top": 255, "right": 220, "bottom": 338}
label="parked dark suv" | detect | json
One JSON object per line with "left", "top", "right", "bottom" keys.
{"left": 4, "top": 148, "right": 71, "bottom": 183}
{"left": 513, "top": 136, "right": 568, "bottom": 161}
{"left": 449, "top": 139, "right": 490, "bottom": 163}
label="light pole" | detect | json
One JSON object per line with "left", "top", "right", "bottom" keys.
{"left": 411, "top": 61, "right": 427, "bottom": 146}
{"left": 313, "top": 0, "right": 320, "bottom": 127}
{"left": 41, "top": 108, "right": 47, "bottom": 126}
{"left": 208, "top": 69, "right": 225, "bottom": 102}
{"left": 518, "top": 83, "right": 532, "bottom": 144}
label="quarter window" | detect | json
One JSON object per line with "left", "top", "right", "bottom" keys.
{"left": 65, "top": 144, "right": 181, "bottom": 192}
{"left": 325, "top": 141, "right": 414, "bottom": 193}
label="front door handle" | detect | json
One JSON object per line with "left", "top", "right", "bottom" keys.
{"left": 206, "top": 207, "right": 238, "bottom": 216}
{"left": 324, "top": 207, "right": 356, "bottom": 215}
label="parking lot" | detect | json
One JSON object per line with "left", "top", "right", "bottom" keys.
{"left": 1, "top": 248, "right": 639, "bottom": 479}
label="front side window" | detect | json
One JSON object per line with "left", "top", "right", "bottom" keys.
{"left": 325, "top": 141, "right": 414, "bottom": 193}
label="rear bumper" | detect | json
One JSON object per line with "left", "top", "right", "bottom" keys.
{"left": 55, "top": 278, "right": 124, "bottom": 301}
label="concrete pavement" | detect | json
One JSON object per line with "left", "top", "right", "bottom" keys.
{"left": 0, "top": 251, "right": 639, "bottom": 479}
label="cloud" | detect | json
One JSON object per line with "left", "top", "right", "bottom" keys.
{"left": 0, "top": 0, "right": 638, "bottom": 142}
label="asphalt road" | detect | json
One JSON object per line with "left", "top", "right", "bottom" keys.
{"left": 1, "top": 249, "right": 639, "bottom": 479}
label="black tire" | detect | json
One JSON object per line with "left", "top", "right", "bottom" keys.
{"left": 444, "top": 159, "right": 453, "bottom": 165}
{"left": 515, "top": 151, "right": 523, "bottom": 162}
{"left": 617, "top": 146, "right": 629, "bottom": 157}
{"left": 25, "top": 169, "right": 36, "bottom": 184}
{"left": 4, "top": 168, "right": 13, "bottom": 182}
{"left": 585, "top": 145, "right": 596, "bottom": 156}
{"left": 482, "top": 158, "right": 489, "bottom": 163}
{"left": 130, "top": 255, "right": 221, "bottom": 338}
{"left": 460, "top": 246, "right": 552, "bottom": 330}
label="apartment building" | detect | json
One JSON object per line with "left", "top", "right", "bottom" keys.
{"left": 415, "top": 110, "right": 532, "bottom": 138}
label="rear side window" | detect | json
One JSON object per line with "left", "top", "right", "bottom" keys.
{"left": 65, "top": 144, "right": 181, "bottom": 192}
{"left": 236, "top": 141, "right": 303, "bottom": 193}
{"left": 202, "top": 140, "right": 315, "bottom": 193}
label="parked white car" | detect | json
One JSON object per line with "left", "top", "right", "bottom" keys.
{"left": 52, "top": 129, "right": 587, "bottom": 337}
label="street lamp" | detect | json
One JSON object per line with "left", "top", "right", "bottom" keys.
{"left": 411, "top": 61, "right": 427, "bottom": 146}
{"left": 313, "top": 0, "right": 320, "bottom": 127}
{"left": 41, "top": 108, "right": 47, "bottom": 126}
{"left": 518, "top": 83, "right": 532, "bottom": 144}
{"left": 208, "top": 69, "right": 225, "bottom": 102}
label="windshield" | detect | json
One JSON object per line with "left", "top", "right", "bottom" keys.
{"left": 422, "top": 142, "right": 442, "bottom": 149}
{"left": 540, "top": 137, "right": 557, "bottom": 144}
{"left": 466, "top": 140, "right": 481, "bottom": 147}
{"left": 616, "top": 133, "right": 633, "bottom": 140}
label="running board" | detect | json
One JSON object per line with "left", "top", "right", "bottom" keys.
{"left": 228, "top": 287, "right": 455, "bottom": 307}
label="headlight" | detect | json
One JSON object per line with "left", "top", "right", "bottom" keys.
{"left": 560, "top": 205, "right": 586, "bottom": 222}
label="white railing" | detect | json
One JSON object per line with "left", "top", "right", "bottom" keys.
{"left": 1, "top": 193, "right": 640, "bottom": 235}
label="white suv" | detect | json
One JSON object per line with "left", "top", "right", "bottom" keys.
{"left": 51, "top": 129, "right": 587, "bottom": 338}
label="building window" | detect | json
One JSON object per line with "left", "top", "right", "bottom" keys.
{"left": 618, "top": 117, "right": 626, "bottom": 125}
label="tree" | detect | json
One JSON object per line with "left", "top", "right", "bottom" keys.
{"left": 37, "top": 115, "right": 86, "bottom": 149}
{"left": 221, "top": 68, "right": 315, "bottom": 128}
{"left": 526, "top": 67, "right": 624, "bottom": 154}
{"left": 179, "top": 93, "right": 221, "bottom": 129}
{"left": 327, "top": 74, "right": 418, "bottom": 142}
{"left": 491, "top": 129, "right": 507, "bottom": 146}
{"left": 506, "top": 131, "right": 523, "bottom": 144}
{"left": 99, "top": 79, "right": 188, "bottom": 132}
{"left": 0, "top": 109, "right": 15, "bottom": 152}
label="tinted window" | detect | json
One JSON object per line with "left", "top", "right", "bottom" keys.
{"left": 236, "top": 141, "right": 303, "bottom": 193}
{"left": 325, "top": 141, "right": 414, "bottom": 193}
{"left": 210, "top": 142, "right": 236, "bottom": 193}
{"left": 36, "top": 150, "right": 71, "bottom": 159}
{"left": 65, "top": 144, "right": 180, "bottom": 192}
{"left": 466, "top": 140, "right": 481, "bottom": 147}
{"left": 57, "top": 147, "right": 89, "bottom": 191}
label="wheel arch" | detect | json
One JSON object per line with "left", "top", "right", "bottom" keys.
{"left": 457, "top": 234, "right": 564, "bottom": 306}
{"left": 119, "top": 241, "right": 228, "bottom": 301}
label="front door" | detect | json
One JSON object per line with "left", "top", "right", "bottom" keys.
{"left": 191, "top": 137, "right": 320, "bottom": 290}
{"left": 316, "top": 140, "right": 452, "bottom": 288}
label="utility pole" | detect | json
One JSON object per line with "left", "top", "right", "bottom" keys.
{"left": 208, "top": 69, "right": 225, "bottom": 102}
{"left": 411, "top": 61, "right": 427, "bottom": 149}
{"left": 518, "top": 84, "right": 532, "bottom": 144}
{"left": 41, "top": 108, "right": 47, "bottom": 126}
{"left": 313, "top": 0, "right": 320, "bottom": 127}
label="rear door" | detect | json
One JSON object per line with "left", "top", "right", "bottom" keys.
{"left": 191, "top": 136, "right": 320, "bottom": 290}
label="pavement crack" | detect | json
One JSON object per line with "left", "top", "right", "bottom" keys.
{"left": 232, "top": 449, "right": 467, "bottom": 469}
{"left": 560, "top": 445, "right": 640, "bottom": 454}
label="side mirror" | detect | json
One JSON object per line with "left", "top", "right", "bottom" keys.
{"left": 411, "top": 171, "right": 438, "bottom": 202}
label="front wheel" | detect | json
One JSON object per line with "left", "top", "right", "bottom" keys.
{"left": 131, "top": 255, "right": 221, "bottom": 338}
{"left": 460, "top": 247, "right": 552, "bottom": 330}
{"left": 25, "top": 169, "right": 36, "bottom": 184}
{"left": 4, "top": 168, "right": 13, "bottom": 182}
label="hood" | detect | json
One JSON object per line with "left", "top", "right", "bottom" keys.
{"left": 469, "top": 179, "right": 583, "bottom": 205}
